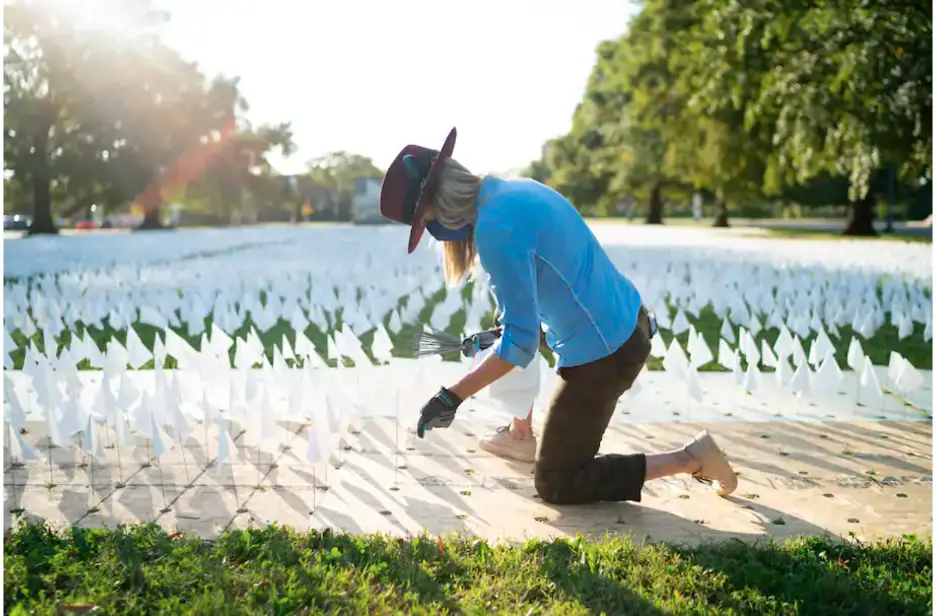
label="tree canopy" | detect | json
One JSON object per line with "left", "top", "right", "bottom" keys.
{"left": 2, "top": 0, "right": 326, "bottom": 232}
{"left": 530, "top": 0, "right": 932, "bottom": 234}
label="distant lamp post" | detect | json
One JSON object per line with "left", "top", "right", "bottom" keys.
{"left": 691, "top": 192, "right": 703, "bottom": 222}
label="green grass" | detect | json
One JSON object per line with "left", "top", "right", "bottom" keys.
{"left": 5, "top": 281, "right": 931, "bottom": 373}
{"left": 3, "top": 281, "right": 508, "bottom": 371}
{"left": 4, "top": 284, "right": 484, "bottom": 371}
{"left": 746, "top": 228, "right": 933, "bottom": 244}
{"left": 585, "top": 216, "right": 719, "bottom": 226}
{"left": 4, "top": 523, "right": 931, "bottom": 615}
{"left": 583, "top": 217, "right": 933, "bottom": 243}
{"left": 647, "top": 304, "right": 932, "bottom": 371}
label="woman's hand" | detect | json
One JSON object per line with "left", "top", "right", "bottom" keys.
{"left": 462, "top": 328, "right": 502, "bottom": 357}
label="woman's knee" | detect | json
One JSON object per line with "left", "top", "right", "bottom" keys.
{"left": 534, "top": 466, "right": 575, "bottom": 505}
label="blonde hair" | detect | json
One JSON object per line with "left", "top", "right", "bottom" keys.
{"left": 433, "top": 158, "right": 482, "bottom": 287}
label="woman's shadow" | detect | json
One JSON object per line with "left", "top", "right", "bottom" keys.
{"left": 533, "top": 493, "right": 925, "bottom": 615}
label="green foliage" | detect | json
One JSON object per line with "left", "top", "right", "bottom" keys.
{"left": 183, "top": 121, "right": 301, "bottom": 224}
{"left": 305, "top": 152, "right": 384, "bottom": 221}
{"left": 2, "top": 0, "right": 299, "bottom": 228}
{"left": 5, "top": 265, "right": 930, "bottom": 373}
{"left": 537, "top": 0, "right": 931, "bottom": 227}
{"left": 4, "top": 522, "right": 932, "bottom": 614}
{"left": 518, "top": 158, "right": 552, "bottom": 184}
{"left": 689, "top": 0, "right": 931, "bottom": 201}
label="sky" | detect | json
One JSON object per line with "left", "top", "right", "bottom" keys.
{"left": 151, "top": 1, "right": 637, "bottom": 175}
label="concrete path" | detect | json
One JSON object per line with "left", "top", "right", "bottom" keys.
{"left": 5, "top": 379, "right": 931, "bottom": 544}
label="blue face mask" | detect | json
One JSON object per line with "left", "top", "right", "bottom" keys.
{"left": 426, "top": 219, "right": 472, "bottom": 242}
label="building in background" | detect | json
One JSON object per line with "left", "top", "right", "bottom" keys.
{"left": 351, "top": 177, "right": 385, "bottom": 224}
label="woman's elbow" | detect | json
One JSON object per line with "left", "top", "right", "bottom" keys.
{"left": 497, "top": 326, "right": 539, "bottom": 368}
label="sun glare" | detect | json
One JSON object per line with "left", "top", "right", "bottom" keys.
{"left": 34, "top": 0, "right": 157, "bottom": 38}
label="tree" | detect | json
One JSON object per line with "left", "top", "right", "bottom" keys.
{"left": 615, "top": 0, "right": 781, "bottom": 227}
{"left": 134, "top": 116, "right": 239, "bottom": 229}
{"left": 519, "top": 158, "right": 552, "bottom": 184}
{"left": 3, "top": 0, "right": 201, "bottom": 233}
{"left": 546, "top": 3, "right": 702, "bottom": 222}
{"left": 240, "top": 122, "right": 297, "bottom": 222}
{"left": 4, "top": 0, "right": 293, "bottom": 233}
{"left": 547, "top": 130, "right": 618, "bottom": 215}
{"left": 131, "top": 72, "right": 247, "bottom": 230}
{"left": 183, "top": 120, "right": 296, "bottom": 225}
{"left": 306, "top": 152, "right": 383, "bottom": 221}
{"left": 684, "top": 0, "right": 932, "bottom": 235}
{"left": 4, "top": 0, "right": 89, "bottom": 234}
{"left": 539, "top": 0, "right": 930, "bottom": 231}
{"left": 546, "top": 38, "right": 667, "bottom": 218}
{"left": 614, "top": 1, "right": 701, "bottom": 224}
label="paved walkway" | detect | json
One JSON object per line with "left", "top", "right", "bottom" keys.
{"left": 5, "top": 368, "right": 931, "bottom": 544}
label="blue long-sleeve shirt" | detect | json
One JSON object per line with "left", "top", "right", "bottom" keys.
{"left": 474, "top": 176, "right": 643, "bottom": 369}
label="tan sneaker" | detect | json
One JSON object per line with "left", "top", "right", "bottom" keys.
{"left": 684, "top": 430, "right": 738, "bottom": 496}
{"left": 478, "top": 425, "right": 536, "bottom": 463}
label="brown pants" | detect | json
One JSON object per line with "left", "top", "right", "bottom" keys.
{"left": 534, "top": 306, "right": 653, "bottom": 504}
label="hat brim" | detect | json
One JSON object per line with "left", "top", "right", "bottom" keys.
{"left": 407, "top": 127, "right": 457, "bottom": 254}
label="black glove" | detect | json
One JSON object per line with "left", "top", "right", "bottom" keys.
{"left": 416, "top": 387, "right": 463, "bottom": 438}
{"left": 461, "top": 328, "right": 503, "bottom": 357}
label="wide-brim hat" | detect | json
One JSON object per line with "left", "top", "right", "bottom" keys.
{"left": 379, "top": 127, "right": 457, "bottom": 253}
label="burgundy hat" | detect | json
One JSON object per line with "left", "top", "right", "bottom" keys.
{"left": 379, "top": 127, "right": 457, "bottom": 253}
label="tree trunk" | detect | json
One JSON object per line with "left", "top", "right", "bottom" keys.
{"left": 218, "top": 164, "right": 239, "bottom": 225}
{"left": 645, "top": 182, "right": 663, "bottom": 224}
{"left": 26, "top": 128, "right": 59, "bottom": 236}
{"left": 136, "top": 206, "right": 167, "bottom": 230}
{"left": 337, "top": 193, "right": 352, "bottom": 222}
{"left": 229, "top": 179, "right": 243, "bottom": 226}
{"left": 842, "top": 193, "right": 877, "bottom": 236}
{"left": 712, "top": 195, "right": 730, "bottom": 227}
{"left": 136, "top": 168, "right": 168, "bottom": 231}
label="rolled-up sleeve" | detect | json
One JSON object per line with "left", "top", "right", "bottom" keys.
{"left": 476, "top": 222, "right": 540, "bottom": 369}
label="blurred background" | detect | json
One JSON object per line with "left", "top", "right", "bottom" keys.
{"left": 3, "top": 0, "right": 932, "bottom": 237}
